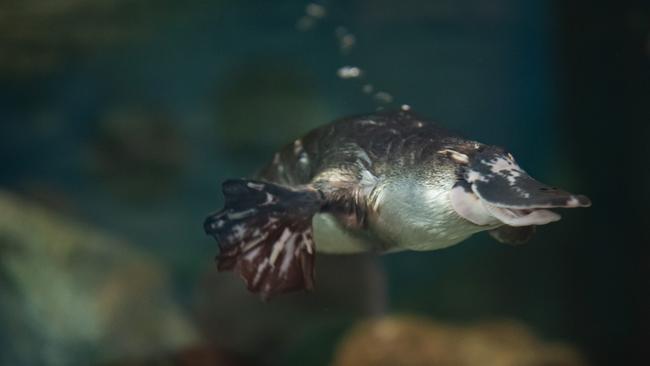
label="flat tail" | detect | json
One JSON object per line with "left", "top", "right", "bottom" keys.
{"left": 204, "top": 179, "right": 323, "bottom": 300}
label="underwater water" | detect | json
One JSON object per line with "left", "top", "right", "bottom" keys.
{"left": 0, "top": 0, "right": 648, "bottom": 365}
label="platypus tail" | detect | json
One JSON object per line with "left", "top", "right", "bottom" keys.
{"left": 204, "top": 179, "right": 324, "bottom": 300}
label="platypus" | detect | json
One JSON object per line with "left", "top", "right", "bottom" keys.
{"left": 204, "top": 110, "right": 591, "bottom": 299}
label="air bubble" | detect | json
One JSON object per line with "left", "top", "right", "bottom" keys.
{"left": 335, "top": 26, "right": 348, "bottom": 38}
{"left": 340, "top": 34, "right": 356, "bottom": 52}
{"left": 374, "top": 91, "right": 394, "bottom": 103}
{"left": 337, "top": 66, "right": 363, "bottom": 79}
{"left": 295, "top": 4, "right": 400, "bottom": 107}
{"left": 335, "top": 26, "right": 356, "bottom": 53}
{"left": 296, "top": 16, "right": 315, "bottom": 31}
{"left": 297, "top": 2, "right": 327, "bottom": 31}
{"left": 305, "top": 3, "right": 326, "bottom": 18}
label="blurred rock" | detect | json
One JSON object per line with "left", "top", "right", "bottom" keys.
{"left": 332, "top": 316, "right": 586, "bottom": 366}
{"left": 0, "top": 190, "right": 199, "bottom": 366}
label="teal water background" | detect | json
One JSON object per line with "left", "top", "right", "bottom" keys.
{"left": 0, "top": 1, "right": 647, "bottom": 365}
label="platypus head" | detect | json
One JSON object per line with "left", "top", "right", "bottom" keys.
{"left": 448, "top": 146, "right": 591, "bottom": 227}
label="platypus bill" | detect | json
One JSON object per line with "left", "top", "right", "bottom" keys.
{"left": 204, "top": 110, "right": 591, "bottom": 299}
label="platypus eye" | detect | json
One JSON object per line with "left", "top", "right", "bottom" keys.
{"left": 539, "top": 187, "right": 557, "bottom": 192}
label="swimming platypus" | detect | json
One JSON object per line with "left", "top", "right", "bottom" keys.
{"left": 204, "top": 110, "right": 591, "bottom": 299}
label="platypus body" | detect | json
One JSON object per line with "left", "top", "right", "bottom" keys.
{"left": 204, "top": 110, "right": 591, "bottom": 299}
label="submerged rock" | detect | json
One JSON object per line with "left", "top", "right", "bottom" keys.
{"left": 0, "top": 191, "right": 198, "bottom": 366}
{"left": 332, "top": 315, "right": 586, "bottom": 366}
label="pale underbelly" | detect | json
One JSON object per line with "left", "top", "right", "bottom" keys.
{"left": 312, "top": 213, "right": 379, "bottom": 254}
{"left": 312, "top": 212, "right": 485, "bottom": 254}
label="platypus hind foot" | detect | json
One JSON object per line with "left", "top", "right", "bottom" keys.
{"left": 204, "top": 179, "right": 323, "bottom": 300}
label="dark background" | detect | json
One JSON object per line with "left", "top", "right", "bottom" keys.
{"left": 0, "top": 0, "right": 647, "bottom": 365}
